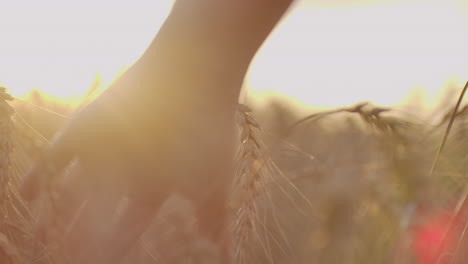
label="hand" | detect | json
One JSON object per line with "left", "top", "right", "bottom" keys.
{"left": 20, "top": 66, "right": 237, "bottom": 263}
{"left": 19, "top": 0, "right": 294, "bottom": 262}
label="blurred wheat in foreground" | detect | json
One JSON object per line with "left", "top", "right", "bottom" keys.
{"left": 0, "top": 88, "right": 37, "bottom": 264}
{"left": 1, "top": 82, "right": 468, "bottom": 263}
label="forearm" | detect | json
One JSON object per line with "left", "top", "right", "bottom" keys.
{"left": 119, "top": 0, "right": 294, "bottom": 110}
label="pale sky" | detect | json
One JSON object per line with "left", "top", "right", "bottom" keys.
{"left": 1, "top": 0, "right": 467, "bottom": 108}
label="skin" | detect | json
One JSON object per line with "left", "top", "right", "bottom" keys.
{"left": 20, "top": 0, "right": 294, "bottom": 263}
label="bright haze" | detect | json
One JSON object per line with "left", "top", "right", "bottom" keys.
{"left": 1, "top": 0, "right": 467, "bottom": 109}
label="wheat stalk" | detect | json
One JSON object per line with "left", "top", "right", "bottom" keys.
{"left": 434, "top": 81, "right": 468, "bottom": 264}
{"left": 232, "top": 104, "right": 306, "bottom": 264}
{"left": 0, "top": 87, "right": 22, "bottom": 263}
{"left": 0, "top": 87, "right": 58, "bottom": 264}
{"left": 231, "top": 104, "right": 267, "bottom": 263}
{"left": 284, "top": 102, "right": 403, "bottom": 139}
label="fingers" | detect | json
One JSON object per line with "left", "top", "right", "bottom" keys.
{"left": 81, "top": 195, "right": 166, "bottom": 264}
{"left": 196, "top": 186, "right": 234, "bottom": 263}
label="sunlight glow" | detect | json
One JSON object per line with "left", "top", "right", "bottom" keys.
{"left": 0, "top": 0, "right": 173, "bottom": 99}
{"left": 1, "top": 0, "right": 467, "bottom": 109}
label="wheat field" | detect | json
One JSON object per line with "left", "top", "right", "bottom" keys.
{"left": 1, "top": 82, "right": 468, "bottom": 263}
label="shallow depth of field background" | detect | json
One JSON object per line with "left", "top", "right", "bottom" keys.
{"left": 1, "top": 0, "right": 468, "bottom": 263}
{"left": 1, "top": 0, "right": 467, "bottom": 108}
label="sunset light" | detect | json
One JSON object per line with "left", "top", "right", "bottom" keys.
{"left": 4, "top": 1, "right": 468, "bottom": 262}
{"left": 0, "top": 0, "right": 173, "bottom": 100}
{"left": 1, "top": 0, "right": 467, "bottom": 108}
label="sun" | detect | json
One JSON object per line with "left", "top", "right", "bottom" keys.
{"left": 0, "top": 0, "right": 174, "bottom": 102}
